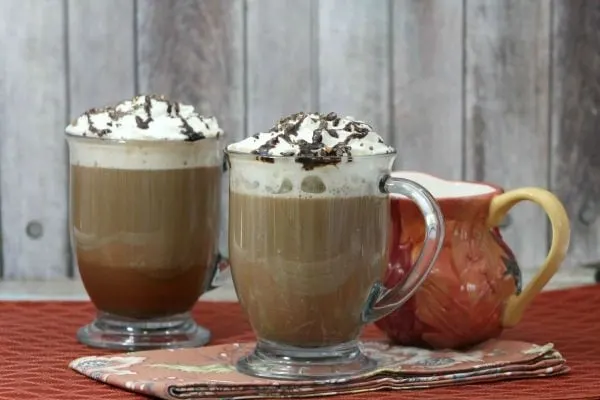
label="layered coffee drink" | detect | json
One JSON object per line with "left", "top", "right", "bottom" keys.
{"left": 227, "top": 113, "right": 444, "bottom": 380}
{"left": 227, "top": 112, "right": 396, "bottom": 347}
{"left": 66, "top": 95, "right": 224, "bottom": 349}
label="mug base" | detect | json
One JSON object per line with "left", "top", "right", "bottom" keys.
{"left": 236, "top": 339, "right": 377, "bottom": 381}
{"left": 77, "top": 311, "right": 210, "bottom": 351}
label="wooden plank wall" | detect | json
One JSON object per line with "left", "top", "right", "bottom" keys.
{"left": 465, "top": 0, "right": 552, "bottom": 278}
{"left": 0, "top": 0, "right": 598, "bottom": 280}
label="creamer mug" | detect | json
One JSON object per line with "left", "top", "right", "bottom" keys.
{"left": 376, "top": 172, "right": 570, "bottom": 349}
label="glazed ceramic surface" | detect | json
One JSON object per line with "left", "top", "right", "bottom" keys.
{"left": 376, "top": 172, "right": 571, "bottom": 349}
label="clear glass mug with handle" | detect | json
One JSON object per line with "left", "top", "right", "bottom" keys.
{"left": 65, "top": 95, "right": 231, "bottom": 351}
{"left": 226, "top": 124, "right": 445, "bottom": 381}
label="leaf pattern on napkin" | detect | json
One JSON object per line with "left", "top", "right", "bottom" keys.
{"left": 148, "top": 363, "right": 236, "bottom": 374}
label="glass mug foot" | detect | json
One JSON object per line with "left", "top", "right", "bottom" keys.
{"left": 236, "top": 340, "right": 377, "bottom": 381}
{"left": 77, "top": 311, "right": 210, "bottom": 351}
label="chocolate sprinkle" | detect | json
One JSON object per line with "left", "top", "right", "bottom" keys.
{"left": 143, "top": 95, "right": 153, "bottom": 119}
{"left": 85, "top": 113, "right": 111, "bottom": 137}
{"left": 247, "top": 111, "right": 393, "bottom": 170}
{"left": 312, "top": 129, "right": 323, "bottom": 143}
{"left": 135, "top": 115, "right": 152, "bottom": 129}
{"left": 179, "top": 117, "right": 205, "bottom": 141}
{"left": 324, "top": 112, "right": 338, "bottom": 121}
{"left": 255, "top": 156, "right": 275, "bottom": 164}
{"left": 72, "top": 94, "right": 218, "bottom": 142}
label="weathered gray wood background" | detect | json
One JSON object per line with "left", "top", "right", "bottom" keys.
{"left": 0, "top": 0, "right": 598, "bottom": 280}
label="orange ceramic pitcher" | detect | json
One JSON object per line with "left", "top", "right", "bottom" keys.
{"left": 376, "top": 172, "right": 571, "bottom": 349}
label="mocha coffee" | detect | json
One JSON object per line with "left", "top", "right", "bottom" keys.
{"left": 227, "top": 112, "right": 395, "bottom": 347}
{"left": 66, "top": 95, "right": 223, "bottom": 320}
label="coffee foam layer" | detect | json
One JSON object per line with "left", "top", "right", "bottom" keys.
{"left": 229, "top": 156, "right": 391, "bottom": 198}
{"left": 65, "top": 94, "right": 223, "bottom": 141}
{"left": 227, "top": 112, "right": 394, "bottom": 158}
{"left": 68, "top": 138, "right": 221, "bottom": 170}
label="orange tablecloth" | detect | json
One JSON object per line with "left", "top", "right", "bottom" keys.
{"left": 0, "top": 285, "right": 599, "bottom": 399}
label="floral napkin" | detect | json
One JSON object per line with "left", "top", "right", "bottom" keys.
{"left": 70, "top": 340, "right": 568, "bottom": 399}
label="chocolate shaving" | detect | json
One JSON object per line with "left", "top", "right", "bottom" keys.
{"left": 255, "top": 156, "right": 275, "bottom": 164}
{"left": 143, "top": 95, "right": 153, "bottom": 119}
{"left": 135, "top": 115, "right": 152, "bottom": 130}
{"left": 73, "top": 94, "right": 218, "bottom": 140}
{"left": 312, "top": 129, "right": 323, "bottom": 143}
{"left": 252, "top": 136, "right": 281, "bottom": 156}
{"left": 85, "top": 113, "right": 111, "bottom": 137}
{"left": 250, "top": 111, "right": 390, "bottom": 170}
{"left": 180, "top": 117, "right": 205, "bottom": 142}
{"left": 324, "top": 112, "right": 337, "bottom": 121}
{"left": 344, "top": 131, "right": 369, "bottom": 144}
{"left": 107, "top": 108, "right": 127, "bottom": 121}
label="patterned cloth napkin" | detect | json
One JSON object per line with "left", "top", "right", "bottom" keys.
{"left": 70, "top": 340, "right": 568, "bottom": 399}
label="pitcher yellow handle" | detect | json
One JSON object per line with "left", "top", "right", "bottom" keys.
{"left": 487, "top": 188, "right": 570, "bottom": 328}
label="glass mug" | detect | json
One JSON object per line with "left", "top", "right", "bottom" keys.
{"left": 226, "top": 150, "right": 445, "bottom": 380}
{"left": 66, "top": 135, "right": 227, "bottom": 350}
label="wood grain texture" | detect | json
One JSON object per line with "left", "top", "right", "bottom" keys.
{"left": 0, "top": 0, "right": 69, "bottom": 278}
{"left": 465, "top": 0, "right": 551, "bottom": 270}
{"left": 137, "top": 0, "right": 244, "bottom": 138}
{"left": 67, "top": 0, "right": 135, "bottom": 116}
{"left": 136, "top": 0, "right": 244, "bottom": 259}
{"left": 317, "top": 0, "right": 390, "bottom": 142}
{"left": 551, "top": 0, "right": 600, "bottom": 268}
{"left": 67, "top": 0, "right": 136, "bottom": 277}
{"left": 246, "top": 0, "right": 314, "bottom": 134}
{"left": 392, "top": 0, "right": 463, "bottom": 178}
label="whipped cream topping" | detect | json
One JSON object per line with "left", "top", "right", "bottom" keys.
{"left": 227, "top": 112, "right": 394, "bottom": 169}
{"left": 65, "top": 94, "right": 223, "bottom": 141}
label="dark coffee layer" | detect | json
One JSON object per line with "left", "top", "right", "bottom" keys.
{"left": 71, "top": 165, "right": 221, "bottom": 319}
{"left": 229, "top": 192, "right": 389, "bottom": 347}
{"left": 78, "top": 260, "right": 207, "bottom": 319}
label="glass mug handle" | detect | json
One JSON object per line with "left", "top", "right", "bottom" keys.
{"left": 207, "top": 155, "right": 232, "bottom": 290}
{"left": 362, "top": 175, "right": 445, "bottom": 323}
{"left": 207, "top": 253, "right": 232, "bottom": 290}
